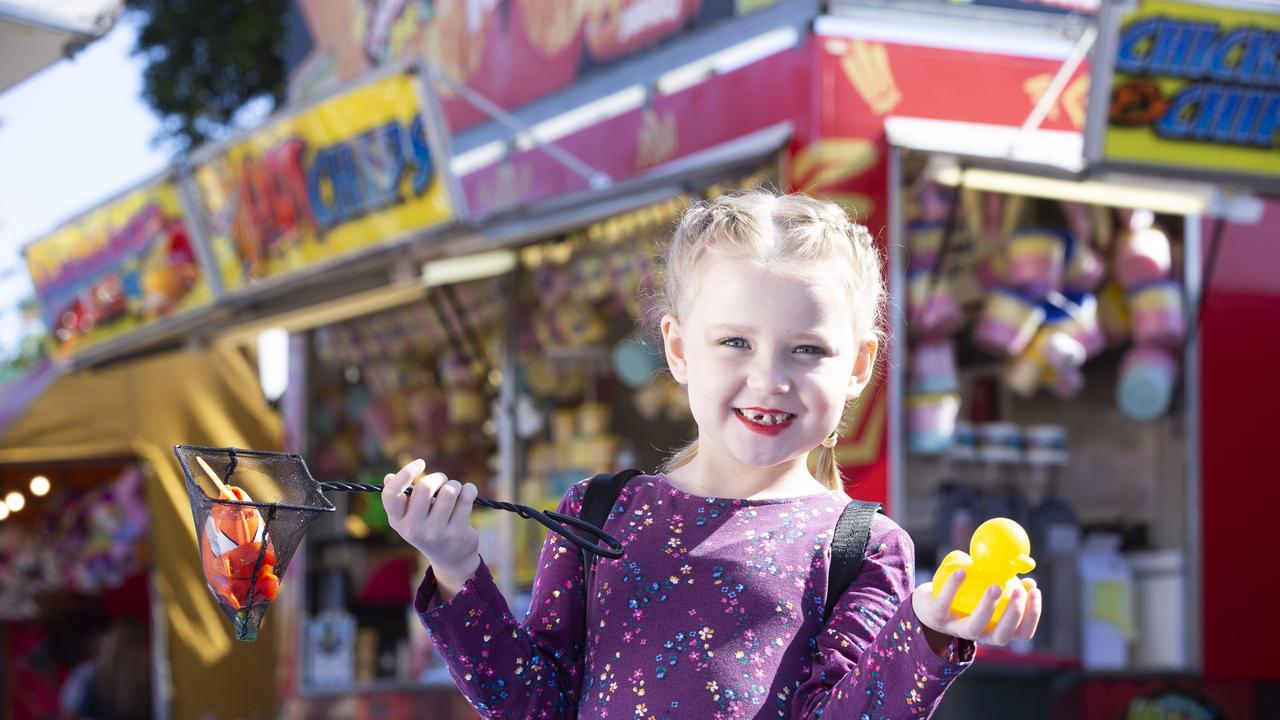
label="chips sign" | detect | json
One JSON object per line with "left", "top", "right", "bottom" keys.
{"left": 1089, "top": 0, "right": 1280, "bottom": 186}
{"left": 22, "top": 180, "right": 214, "bottom": 359}
{"left": 190, "top": 67, "right": 461, "bottom": 294}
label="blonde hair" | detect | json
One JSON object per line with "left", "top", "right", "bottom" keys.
{"left": 655, "top": 190, "right": 885, "bottom": 491}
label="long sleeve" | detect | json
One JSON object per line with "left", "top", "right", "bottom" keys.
{"left": 793, "top": 522, "right": 974, "bottom": 719}
{"left": 414, "top": 482, "right": 590, "bottom": 719}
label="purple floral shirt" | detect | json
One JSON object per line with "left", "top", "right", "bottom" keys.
{"left": 415, "top": 474, "right": 973, "bottom": 719}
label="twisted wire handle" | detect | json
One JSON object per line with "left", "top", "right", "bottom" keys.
{"left": 318, "top": 481, "right": 624, "bottom": 560}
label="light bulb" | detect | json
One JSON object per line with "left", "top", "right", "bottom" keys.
{"left": 0, "top": 504, "right": 8, "bottom": 521}
{"left": 30, "top": 475, "right": 50, "bottom": 497}
{"left": 4, "top": 492, "right": 24, "bottom": 513}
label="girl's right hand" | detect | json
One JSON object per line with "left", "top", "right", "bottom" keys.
{"left": 381, "top": 459, "right": 481, "bottom": 589}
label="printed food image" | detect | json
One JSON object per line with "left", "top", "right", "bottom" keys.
{"left": 517, "top": 0, "right": 586, "bottom": 56}
{"left": 585, "top": 0, "right": 700, "bottom": 62}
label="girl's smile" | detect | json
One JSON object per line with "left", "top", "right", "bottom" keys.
{"left": 733, "top": 407, "right": 797, "bottom": 435}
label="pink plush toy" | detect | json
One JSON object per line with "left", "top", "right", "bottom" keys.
{"left": 907, "top": 392, "right": 961, "bottom": 455}
{"left": 1045, "top": 292, "right": 1107, "bottom": 359}
{"left": 909, "top": 338, "right": 959, "bottom": 394}
{"left": 973, "top": 289, "right": 1045, "bottom": 358}
{"left": 907, "top": 270, "right": 964, "bottom": 337}
{"left": 1006, "top": 228, "right": 1067, "bottom": 301}
{"left": 1114, "top": 227, "right": 1172, "bottom": 288}
{"left": 1128, "top": 280, "right": 1186, "bottom": 347}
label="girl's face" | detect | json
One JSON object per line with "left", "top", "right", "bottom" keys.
{"left": 661, "top": 256, "right": 876, "bottom": 471}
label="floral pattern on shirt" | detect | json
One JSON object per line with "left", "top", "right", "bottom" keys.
{"left": 416, "top": 475, "right": 971, "bottom": 719}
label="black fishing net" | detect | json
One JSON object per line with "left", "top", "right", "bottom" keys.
{"left": 174, "top": 444, "right": 625, "bottom": 641}
{"left": 173, "top": 445, "right": 334, "bottom": 641}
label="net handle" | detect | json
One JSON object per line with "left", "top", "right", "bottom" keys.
{"left": 320, "top": 482, "right": 625, "bottom": 560}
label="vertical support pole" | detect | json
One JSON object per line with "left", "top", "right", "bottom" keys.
{"left": 494, "top": 271, "right": 520, "bottom": 603}
{"left": 888, "top": 146, "right": 905, "bottom": 518}
{"left": 1181, "top": 213, "right": 1203, "bottom": 672}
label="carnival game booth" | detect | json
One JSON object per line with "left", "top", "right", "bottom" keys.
{"left": 886, "top": 138, "right": 1221, "bottom": 717}
{"left": 805, "top": 0, "right": 1280, "bottom": 716}
{"left": 0, "top": 345, "right": 284, "bottom": 720}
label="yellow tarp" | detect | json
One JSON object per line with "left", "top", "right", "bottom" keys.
{"left": 0, "top": 345, "right": 283, "bottom": 720}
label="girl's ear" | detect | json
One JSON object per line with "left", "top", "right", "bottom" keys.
{"left": 846, "top": 339, "right": 878, "bottom": 399}
{"left": 660, "top": 313, "right": 689, "bottom": 384}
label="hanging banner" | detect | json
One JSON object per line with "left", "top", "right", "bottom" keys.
{"left": 286, "top": 0, "right": 786, "bottom": 132}
{"left": 190, "top": 66, "right": 461, "bottom": 294}
{"left": 1087, "top": 0, "right": 1280, "bottom": 188}
{"left": 22, "top": 178, "right": 213, "bottom": 359}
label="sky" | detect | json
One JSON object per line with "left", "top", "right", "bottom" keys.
{"left": 0, "top": 12, "right": 174, "bottom": 358}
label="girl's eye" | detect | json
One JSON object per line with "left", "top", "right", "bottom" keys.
{"left": 794, "top": 345, "right": 830, "bottom": 356}
{"left": 721, "top": 338, "right": 829, "bottom": 356}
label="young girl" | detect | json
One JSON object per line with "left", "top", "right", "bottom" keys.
{"left": 382, "top": 191, "right": 1042, "bottom": 719}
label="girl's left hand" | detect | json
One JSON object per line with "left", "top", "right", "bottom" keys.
{"left": 911, "top": 569, "right": 1042, "bottom": 647}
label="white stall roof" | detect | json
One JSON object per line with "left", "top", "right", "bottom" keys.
{"left": 885, "top": 115, "right": 1086, "bottom": 176}
{"left": 0, "top": 0, "right": 122, "bottom": 93}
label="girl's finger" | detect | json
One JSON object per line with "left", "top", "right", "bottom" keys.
{"left": 990, "top": 588, "right": 1026, "bottom": 646}
{"left": 380, "top": 474, "right": 402, "bottom": 519}
{"left": 964, "top": 585, "right": 1001, "bottom": 640}
{"left": 933, "top": 570, "right": 966, "bottom": 621}
{"left": 448, "top": 483, "right": 479, "bottom": 528}
{"left": 1016, "top": 587, "right": 1043, "bottom": 641}
{"left": 423, "top": 480, "right": 463, "bottom": 536}
{"left": 405, "top": 472, "right": 449, "bottom": 528}
{"left": 383, "top": 460, "right": 424, "bottom": 519}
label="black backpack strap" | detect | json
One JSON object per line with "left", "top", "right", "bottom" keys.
{"left": 826, "top": 499, "right": 884, "bottom": 620}
{"left": 579, "top": 469, "right": 644, "bottom": 596}
{"left": 580, "top": 469, "right": 644, "bottom": 531}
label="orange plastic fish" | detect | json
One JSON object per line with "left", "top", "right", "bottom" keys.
{"left": 197, "top": 457, "right": 280, "bottom": 611}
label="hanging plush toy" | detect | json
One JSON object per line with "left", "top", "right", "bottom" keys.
{"left": 1110, "top": 221, "right": 1185, "bottom": 421}
{"left": 534, "top": 301, "right": 608, "bottom": 349}
{"left": 973, "top": 288, "right": 1046, "bottom": 358}
{"left": 438, "top": 350, "right": 487, "bottom": 425}
{"left": 1006, "top": 228, "right": 1068, "bottom": 302}
{"left": 1061, "top": 202, "right": 1105, "bottom": 293}
{"left": 572, "top": 254, "right": 613, "bottom": 303}
{"left": 533, "top": 261, "right": 572, "bottom": 308}
{"left": 607, "top": 249, "right": 649, "bottom": 315}
{"left": 1117, "top": 344, "right": 1179, "bottom": 421}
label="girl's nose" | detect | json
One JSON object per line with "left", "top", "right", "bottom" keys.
{"left": 746, "top": 357, "right": 790, "bottom": 394}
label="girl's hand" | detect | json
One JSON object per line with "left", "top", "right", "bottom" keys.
{"left": 381, "top": 459, "right": 481, "bottom": 592}
{"left": 911, "top": 570, "right": 1042, "bottom": 654}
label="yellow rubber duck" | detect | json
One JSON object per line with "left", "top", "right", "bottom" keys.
{"left": 933, "top": 517, "right": 1036, "bottom": 631}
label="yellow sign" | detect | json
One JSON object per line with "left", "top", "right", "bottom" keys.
{"left": 23, "top": 181, "right": 214, "bottom": 358}
{"left": 1101, "top": 0, "right": 1280, "bottom": 182}
{"left": 193, "top": 71, "right": 457, "bottom": 292}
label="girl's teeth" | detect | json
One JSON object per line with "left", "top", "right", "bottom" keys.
{"left": 738, "top": 410, "right": 791, "bottom": 425}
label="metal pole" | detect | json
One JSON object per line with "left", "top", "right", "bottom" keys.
{"left": 426, "top": 64, "right": 612, "bottom": 191}
{"left": 1083, "top": 1, "right": 1124, "bottom": 164}
{"left": 494, "top": 271, "right": 520, "bottom": 601}
{"left": 888, "top": 146, "right": 905, "bottom": 517}
{"left": 1181, "top": 213, "right": 1203, "bottom": 672}
{"left": 173, "top": 159, "right": 227, "bottom": 299}
{"left": 1011, "top": 25, "right": 1097, "bottom": 157}
{"left": 146, "top": 461, "right": 172, "bottom": 720}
